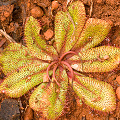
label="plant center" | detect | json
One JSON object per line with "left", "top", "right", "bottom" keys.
{"left": 46, "top": 51, "right": 80, "bottom": 86}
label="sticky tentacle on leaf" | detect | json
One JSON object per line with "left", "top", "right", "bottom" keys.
{"left": 70, "top": 46, "right": 120, "bottom": 72}
{"left": 69, "top": 75, "right": 116, "bottom": 112}
{"left": 3, "top": 71, "right": 53, "bottom": 98}
{"left": 72, "top": 18, "right": 112, "bottom": 51}
{"left": 29, "top": 69, "right": 68, "bottom": 120}
{"left": 25, "top": 16, "right": 58, "bottom": 60}
{"left": 0, "top": 61, "right": 49, "bottom": 93}
{"left": 55, "top": 1, "right": 86, "bottom": 54}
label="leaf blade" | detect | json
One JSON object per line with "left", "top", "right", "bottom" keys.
{"left": 25, "top": 16, "right": 57, "bottom": 60}
{"left": 73, "top": 18, "right": 112, "bottom": 51}
{"left": 0, "top": 61, "right": 49, "bottom": 94}
{"left": 29, "top": 69, "right": 68, "bottom": 119}
{"left": 70, "top": 46, "right": 120, "bottom": 72}
{"left": 70, "top": 75, "right": 116, "bottom": 112}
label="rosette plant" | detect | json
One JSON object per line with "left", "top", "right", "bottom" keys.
{"left": 0, "top": 1, "right": 120, "bottom": 119}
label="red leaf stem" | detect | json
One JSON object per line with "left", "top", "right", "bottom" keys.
{"left": 46, "top": 61, "right": 58, "bottom": 81}
{"left": 59, "top": 51, "right": 78, "bottom": 61}
{"left": 61, "top": 61, "right": 74, "bottom": 80}
{"left": 52, "top": 64, "right": 60, "bottom": 86}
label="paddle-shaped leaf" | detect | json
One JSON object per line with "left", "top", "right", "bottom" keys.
{"left": 29, "top": 69, "right": 68, "bottom": 119}
{"left": 0, "top": 61, "right": 49, "bottom": 95}
{"left": 69, "top": 74, "right": 116, "bottom": 112}
{"left": 25, "top": 16, "right": 58, "bottom": 60}
{"left": 70, "top": 46, "right": 120, "bottom": 72}
{"left": 2, "top": 71, "right": 52, "bottom": 98}
{"left": 55, "top": 1, "right": 86, "bottom": 54}
{"left": 73, "top": 18, "right": 112, "bottom": 51}
{"left": 0, "top": 43, "right": 33, "bottom": 75}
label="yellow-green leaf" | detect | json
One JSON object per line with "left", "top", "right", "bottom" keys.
{"left": 73, "top": 18, "right": 112, "bottom": 51}
{"left": 70, "top": 75, "right": 116, "bottom": 112}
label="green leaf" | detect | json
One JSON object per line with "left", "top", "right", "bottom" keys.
{"left": 70, "top": 75, "right": 116, "bottom": 112}
{"left": 25, "top": 16, "right": 58, "bottom": 60}
{"left": 55, "top": 11, "right": 74, "bottom": 54}
{"left": 73, "top": 18, "right": 112, "bottom": 51}
{"left": 55, "top": 11, "right": 67, "bottom": 53}
{"left": 55, "top": 1, "right": 86, "bottom": 54}
{"left": 29, "top": 69, "right": 68, "bottom": 119}
{"left": 68, "top": 1, "right": 86, "bottom": 41}
{"left": 3, "top": 71, "right": 52, "bottom": 98}
{"left": 0, "top": 61, "right": 49, "bottom": 94}
{"left": 70, "top": 46, "right": 120, "bottom": 72}
{"left": 0, "top": 43, "right": 34, "bottom": 75}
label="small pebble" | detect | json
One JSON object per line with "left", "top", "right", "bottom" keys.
{"left": 0, "top": 16, "right": 6, "bottom": 21}
{"left": 31, "top": 6, "right": 44, "bottom": 18}
{"left": 44, "top": 29, "right": 53, "bottom": 40}
{"left": 116, "top": 76, "right": 120, "bottom": 84}
{"left": 52, "top": 1, "right": 59, "bottom": 10}
{"left": 109, "top": 116, "right": 116, "bottom": 120}
{"left": 0, "top": 99, "right": 20, "bottom": 120}
{"left": 96, "top": 0, "right": 103, "bottom": 4}
{"left": 4, "top": 11, "right": 10, "bottom": 18}
{"left": 116, "top": 86, "right": 120, "bottom": 100}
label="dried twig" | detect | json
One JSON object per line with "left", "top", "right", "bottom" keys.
{"left": 90, "top": 0, "right": 93, "bottom": 17}
{"left": 0, "top": 29, "right": 16, "bottom": 43}
{"left": 0, "top": 38, "right": 6, "bottom": 47}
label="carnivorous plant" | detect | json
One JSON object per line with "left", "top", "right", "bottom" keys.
{"left": 0, "top": 1, "right": 120, "bottom": 119}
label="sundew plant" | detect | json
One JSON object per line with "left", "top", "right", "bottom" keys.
{"left": 0, "top": 1, "right": 120, "bottom": 119}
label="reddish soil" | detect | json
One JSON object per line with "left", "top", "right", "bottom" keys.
{"left": 0, "top": 0, "right": 120, "bottom": 120}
